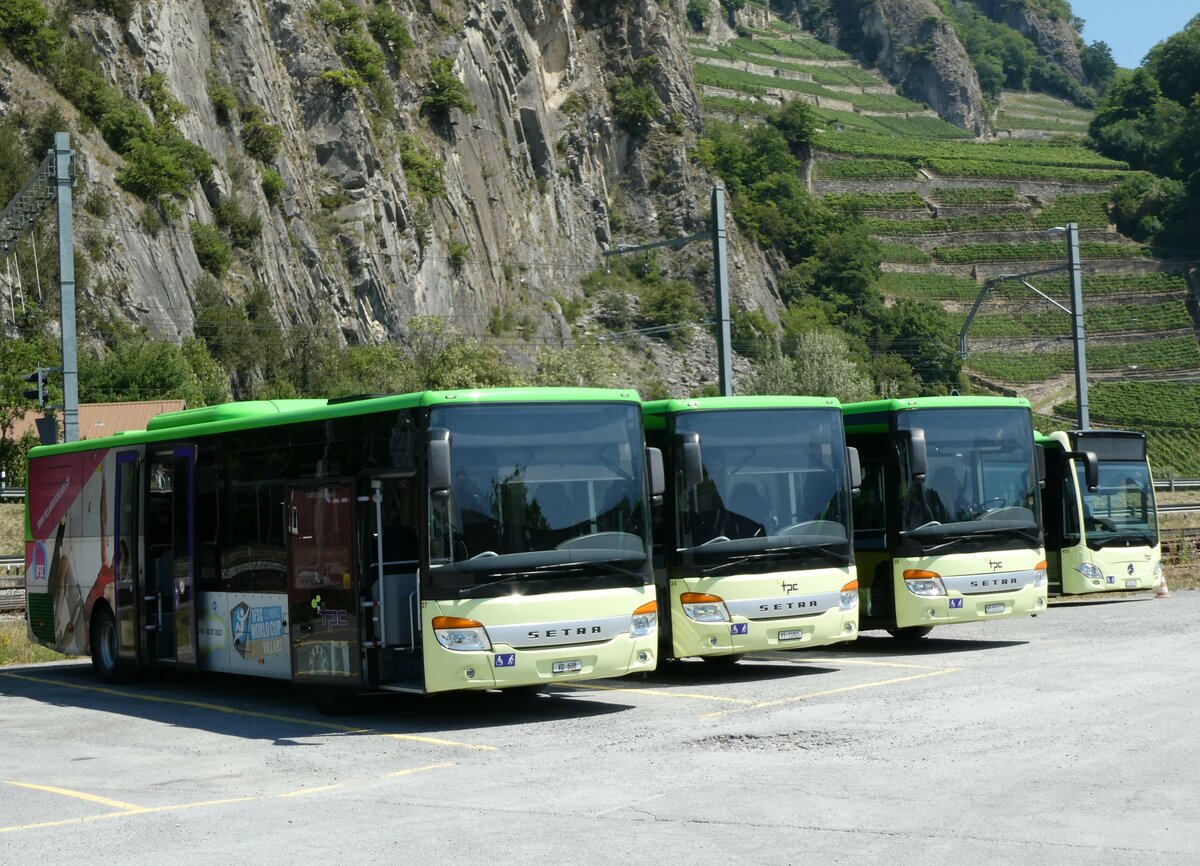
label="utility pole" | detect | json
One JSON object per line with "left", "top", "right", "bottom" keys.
{"left": 54, "top": 133, "right": 79, "bottom": 443}
{"left": 959, "top": 223, "right": 1089, "bottom": 430}
{"left": 1062, "top": 223, "right": 1089, "bottom": 430}
{"left": 605, "top": 187, "right": 734, "bottom": 396}
{"left": 0, "top": 131, "right": 79, "bottom": 443}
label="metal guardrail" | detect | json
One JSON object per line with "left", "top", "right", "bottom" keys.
{"left": 0, "top": 488, "right": 25, "bottom": 501}
{"left": 0, "top": 574, "right": 23, "bottom": 612}
{"left": 1155, "top": 479, "right": 1200, "bottom": 491}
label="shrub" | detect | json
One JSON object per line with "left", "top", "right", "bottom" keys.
{"left": 191, "top": 221, "right": 233, "bottom": 277}
{"left": 216, "top": 197, "right": 262, "bottom": 248}
{"left": 447, "top": 241, "right": 471, "bottom": 273}
{"left": 240, "top": 106, "right": 283, "bottom": 162}
{"left": 611, "top": 76, "right": 659, "bottom": 136}
{"left": 421, "top": 56, "right": 476, "bottom": 122}
{"left": 367, "top": 6, "right": 413, "bottom": 57}
{"left": 209, "top": 83, "right": 237, "bottom": 126}
{"left": 261, "top": 166, "right": 284, "bottom": 205}
{"left": 398, "top": 134, "right": 445, "bottom": 199}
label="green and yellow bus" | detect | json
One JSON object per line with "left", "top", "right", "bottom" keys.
{"left": 843, "top": 397, "right": 1047, "bottom": 638}
{"left": 24, "top": 389, "right": 662, "bottom": 707}
{"left": 1038, "top": 429, "right": 1160, "bottom": 595}
{"left": 642, "top": 397, "right": 860, "bottom": 663}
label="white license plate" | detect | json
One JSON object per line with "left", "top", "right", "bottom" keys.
{"left": 552, "top": 660, "right": 582, "bottom": 674}
{"left": 778, "top": 629, "right": 805, "bottom": 641}
{"left": 1125, "top": 579, "right": 1138, "bottom": 588}
{"left": 984, "top": 603, "right": 1005, "bottom": 614}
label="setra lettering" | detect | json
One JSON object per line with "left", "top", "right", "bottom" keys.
{"left": 969, "top": 578, "right": 1018, "bottom": 588}
{"left": 758, "top": 599, "right": 819, "bottom": 612}
{"left": 526, "top": 626, "right": 604, "bottom": 640}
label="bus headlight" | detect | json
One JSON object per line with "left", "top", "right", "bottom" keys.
{"left": 903, "top": 570, "right": 946, "bottom": 597}
{"left": 840, "top": 580, "right": 859, "bottom": 611}
{"left": 1076, "top": 562, "right": 1103, "bottom": 582}
{"left": 630, "top": 601, "right": 658, "bottom": 637}
{"left": 1034, "top": 560, "right": 1048, "bottom": 588}
{"left": 681, "top": 592, "right": 729, "bottom": 622}
{"left": 1153, "top": 561, "right": 1163, "bottom": 581}
{"left": 432, "top": 616, "right": 491, "bottom": 651}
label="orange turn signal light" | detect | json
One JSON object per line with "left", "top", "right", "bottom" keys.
{"left": 903, "top": 569, "right": 941, "bottom": 580}
{"left": 633, "top": 600, "right": 658, "bottom": 615}
{"left": 680, "top": 592, "right": 724, "bottom": 605}
{"left": 432, "top": 616, "right": 484, "bottom": 629}
{"left": 841, "top": 580, "right": 859, "bottom": 592}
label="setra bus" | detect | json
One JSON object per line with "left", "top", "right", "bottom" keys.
{"left": 842, "top": 396, "right": 1047, "bottom": 638}
{"left": 642, "top": 396, "right": 860, "bottom": 663}
{"left": 1037, "top": 429, "right": 1160, "bottom": 595}
{"left": 23, "top": 388, "right": 662, "bottom": 706}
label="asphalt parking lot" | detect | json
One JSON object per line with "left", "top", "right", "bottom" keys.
{"left": 1, "top": 592, "right": 1197, "bottom": 864}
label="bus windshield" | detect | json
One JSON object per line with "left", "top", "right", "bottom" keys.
{"left": 427, "top": 403, "right": 651, "bottom": 594}
{"left": 673, "top": 408, "right": 851, "bottom": 571}
{"left": 898, "top": 408, "right": 1040, "bottom": 547}
{"left": 1073, "top": 459, "right": 1158, "bottom": 549}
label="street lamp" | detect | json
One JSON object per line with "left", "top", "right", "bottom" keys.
{"left": 1047, "top": 223, "right": 1088, "bottom": 430}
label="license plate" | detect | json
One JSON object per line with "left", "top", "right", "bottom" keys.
{"left": 778, "top": 629, "right": 804, "bottom": 641}
{"left": 1125, "top": 579, "right": 1138, "bottom": 588}
{"left": 552, "top": 660, "right": 582, "bottom": 674}
{"left": 984, "top": 603, "right": 1005, "bottom": 614}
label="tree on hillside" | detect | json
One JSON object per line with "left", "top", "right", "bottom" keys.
{"left": 745, "top": 332, "right": 874, "bottom": 403}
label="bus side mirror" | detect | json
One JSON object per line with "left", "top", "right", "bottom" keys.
{"left": 892, "top": 428, "right": 927, "bottom": 483}
{"left": 1065, "top": 449, "right": 1099, "bottom": 492}
{"left": 646, "top": 447, "right": 665, "bottom": 505}
{"left": 426, "top": 428, "right": 451, "bottom": 500}
{"left": 846, "top": 446, "right": 862, "bottom": 495}
{"left": 675, "top": 432, "right": 703, "bottom": 488}
{"left": 1035, "top": 444, "right": 1046, "bottom": 489}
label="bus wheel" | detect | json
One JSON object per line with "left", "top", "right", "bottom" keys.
{"left": 887, "top": 626, "right": 933, "bottom": 640}
{"left": 701, "top": 653, "right": 745, "bottom": 666}
{"left": 312, "top": 688, "right": 362, "bottom": 716}
{"left": 90, "top": 606, "right": 133, "bottom": 684}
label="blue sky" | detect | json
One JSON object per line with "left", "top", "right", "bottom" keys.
{"left": 1069, "top": 0, "right": 1196, "bottom": 68}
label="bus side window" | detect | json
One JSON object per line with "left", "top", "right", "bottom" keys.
{"left": 853, "top": 463, "right": 886, "bottom": 550}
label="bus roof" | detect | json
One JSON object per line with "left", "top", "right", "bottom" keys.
{"left": 842, "top": 396, "right": 1031, "bottom": 417}
{"left": 28, "top": 387, "right": 643, "bottom": 458}
{"left": 641, "top": 396, "right": 841, "bottom": 430}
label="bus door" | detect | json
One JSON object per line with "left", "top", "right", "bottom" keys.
{"left": 113, "top": 451, "right": 140, "bottom": 664}
{"left": 287, "top": 482, "right": 361, "bottom": 687}
{"left": 143, "top": 446, "right": 198, "bottom": 669}
{"left": 363, "top": 475, "right": 423, "bottom": 687}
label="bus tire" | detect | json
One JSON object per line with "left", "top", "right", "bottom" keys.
{"left": 90, "top": 606, "right": 133, "bottom": 684}
{"left": 701, "top": 653, "right": 744, "bottom": 666}
{"left": 887, "top": 626, "right": 933, "bottom": 640}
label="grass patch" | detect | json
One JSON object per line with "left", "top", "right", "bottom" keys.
{"left": 0, "top": 619, "right": 69, "bottom": 666}
{"left": 0, "top": 503, "right": 23, "bottom": 554}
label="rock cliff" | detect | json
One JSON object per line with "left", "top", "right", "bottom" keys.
{"left": 0, "top": 0, "right": 778, "bottom": 365}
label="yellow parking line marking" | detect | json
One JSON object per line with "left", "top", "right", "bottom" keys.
{"left": 3, "top": 781, "right": 143, "bottom": 812}
{"left": 552, "top": 681, "right": 756, "bottom": 704}
{"left": 386, "top": 734, "right": 496, "bottom": 751}
{"left": 386, "top": 762, "right": 454, "bottom": 778}
{"left": 745, "top": 655, "right": 950, "bottom": 671}
{"left": 701, "top": 667, "right": 961, "bottom": 719}
{"left": 0, "top": 763, "right": 456, "bottom": 835}
{"left": 0, "top": 672, "right": 498, "bottom": 752}
{"left": 279, "top": 783, "right": 346, "bottom": 798}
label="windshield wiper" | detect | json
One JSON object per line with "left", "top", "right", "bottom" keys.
{"left": 458, "top": 558, "right": 648, "bottom": 595}
{"left": 703, "top": 543, "right": 850, "bottom": 576}
{"left": 1092, "top": 531, "right": 1156, "bottom": 549}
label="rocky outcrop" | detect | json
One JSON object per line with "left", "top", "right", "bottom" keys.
{"left": 972, "top": 0, "right": 1085, "bottom": 84}
{"left": 774, "top": 0, "right": 987, "bottom": 135}
{"left": 0, "top": 0, "right": 781, "bottom": 383}
{"left": 857, "top": 0, "right": 987, "bottom": 135}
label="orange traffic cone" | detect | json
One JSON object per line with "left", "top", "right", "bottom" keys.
{"left": 1155, "top": 573, "right": 1171, "bottom": 599}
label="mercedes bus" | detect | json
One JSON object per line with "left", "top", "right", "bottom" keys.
{"left": 842, "top": 396, "right": 1047, "bottom": 638}
{"left": 24, "top": 389, "right": 662, "bottom": 707}
{"left": 1037, "top": 429, "right": 1160, "bottom": 595}
{"left": 642, "top": 396, "right": 860, "bottom": 663}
